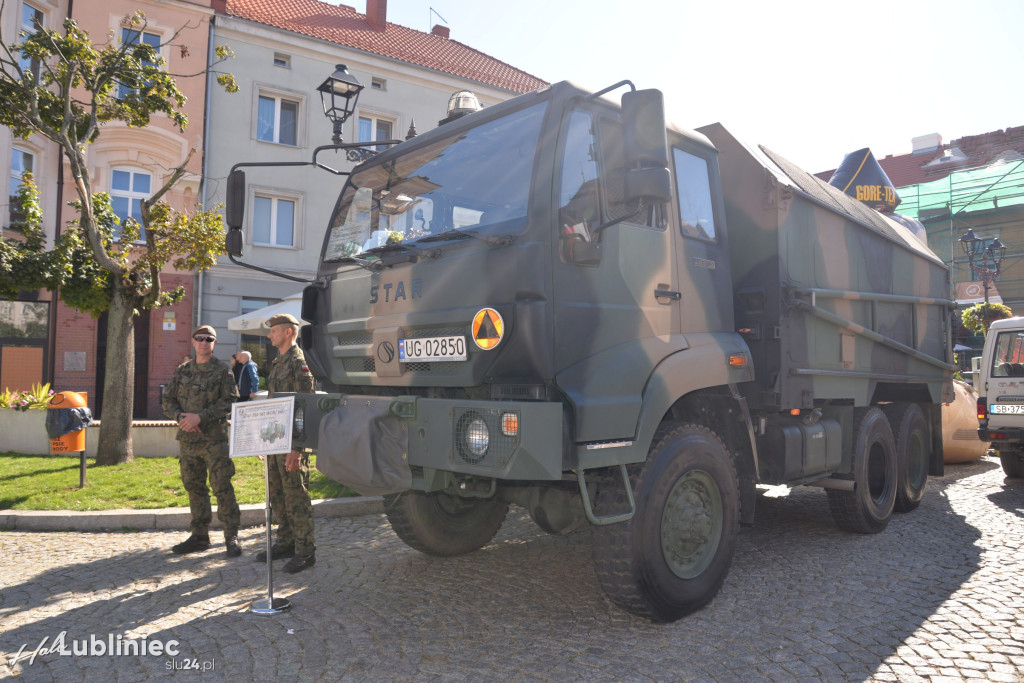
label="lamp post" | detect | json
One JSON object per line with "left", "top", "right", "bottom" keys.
{"left": 317, "top": 64, "right": 364, "bottom": 144}
{"left": 959, "top": 228, "right": 1007, "bottom": 333}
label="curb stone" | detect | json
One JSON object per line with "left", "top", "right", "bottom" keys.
{"left": 0, "top": 496, "right": 384, "bottom": 532}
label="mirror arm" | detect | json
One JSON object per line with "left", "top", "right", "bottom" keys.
{"left": 226, "top": 252, "right": 313, "bottom": 283}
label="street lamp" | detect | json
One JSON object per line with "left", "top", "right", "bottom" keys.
{"left": 959, "top": 228, "right": 1006, "bottom": 306}
{"left": 317, "top": 64, "right": 364, "bottom": 144}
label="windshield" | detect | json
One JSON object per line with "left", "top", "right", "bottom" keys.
{"left": 324, "top": 102, "right": 547, "bottom": 262}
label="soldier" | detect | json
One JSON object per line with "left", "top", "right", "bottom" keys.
{"left": 256, "top": 313, "right": 317, "bottom": 574}
{"left": 162, "top": 325, "right": 242, "bottom": 557}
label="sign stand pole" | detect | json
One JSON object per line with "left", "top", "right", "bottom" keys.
{"left": 250, "top": 454, "right": 291, "bottom": 614}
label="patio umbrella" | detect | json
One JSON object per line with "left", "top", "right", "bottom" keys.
{"left": 227, "top": 292, "right": 306, "bottom": 332}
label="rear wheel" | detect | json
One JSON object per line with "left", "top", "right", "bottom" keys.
{"left": 882, "top": 403, "right": 930, "bottom": 512}
{"left": 383, "top": 490, "right": 508, "bottom": 556}
{"left": 591, "top": 423, "right": 740, "bottom": 622}
{"left": 827, "top": 406, "right": 897, "bottom": 533}
{"left": 1000, "top": 451, "right": 1024, "bottom": 479}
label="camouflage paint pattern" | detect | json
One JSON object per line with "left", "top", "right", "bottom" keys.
{"left": 179, "top": 440, "right": 240, "bottom": 536}
{"left": 267, "top": 344, "right": 315, "bottom": 555}
{"left": 162, "top": 357, "right": 240, "bottom": 535}
{"left": 292, "top": 81, "right": 951, "bottom": 492}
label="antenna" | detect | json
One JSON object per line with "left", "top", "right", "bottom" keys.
{"left": 429, "top": 7, "right": 448, "bottom": 28}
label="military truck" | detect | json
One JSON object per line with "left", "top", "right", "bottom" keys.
{"left": 225, "top": 80, "right": 954, "bottom": 622}
{"left": 974, "top": 316, "right": 1024, "bottom": 478}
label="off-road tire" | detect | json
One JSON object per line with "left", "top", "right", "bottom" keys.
{"left": 827, "top": 406, "right": 897, "bottom": 533}
{"left": 882, "top": 403, "right": 930, "bottom": 512}
{"left": 383, "top": 490, "right": 508, "bottom": 556}
{"left": 1000, "top": 451, "right": 1024, "bottom": 479}
{"left": 591, "top": 423, "right": 740, "bottom": 622}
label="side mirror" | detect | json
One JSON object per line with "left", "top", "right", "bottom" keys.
{"left": 225, "top": 169, "right": 246, "bottom": 230}
{"left": 621, "top": 89, "right": 671, "bottom": 204}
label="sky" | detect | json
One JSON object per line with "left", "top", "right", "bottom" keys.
{"left": 347, "top": 0, "right": 1024, "bottom": 174}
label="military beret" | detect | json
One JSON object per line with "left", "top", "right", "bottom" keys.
{"left": 192, "top": 324, "right": 217, "bottom": 338}
{"left": 267, "top": 313, "right": 300, "bottom": 327}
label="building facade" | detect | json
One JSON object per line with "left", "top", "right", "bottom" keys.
{"left": 202, "top": 0, "right": 547, "bottom": 376}
{"left": 1, "top": 0, "right": 545, "bottom": 417}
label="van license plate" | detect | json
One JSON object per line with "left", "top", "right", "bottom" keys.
{"left": 399, "top": 336, "right": 467, "bottom": 362}
{"left": 990, "top": 404, "right": 1024, "bottom": 414}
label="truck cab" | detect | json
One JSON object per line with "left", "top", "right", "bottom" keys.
{"left": 977, "top": 316, "right": 1024, "bottom": 477}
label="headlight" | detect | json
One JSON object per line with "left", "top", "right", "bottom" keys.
{"left": 466, "top": 417, "right": 490, "bottom": 456}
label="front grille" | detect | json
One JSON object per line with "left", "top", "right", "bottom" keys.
{"left": 342, "top": 357, "right": 375, "bottom": 372}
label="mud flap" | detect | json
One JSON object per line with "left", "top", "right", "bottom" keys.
{"left": 315, "top": 397, "right": 413, "bottom": 495}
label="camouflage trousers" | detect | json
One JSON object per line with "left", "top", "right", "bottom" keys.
{"left": 267, "top": 451, "right": 315, "bottom": 555}
{"left": 179, "top": 440, "right": 240, "bottom": 538}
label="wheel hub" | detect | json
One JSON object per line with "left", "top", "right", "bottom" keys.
{"left": 661, "top": 471, "right": 722, "bottom": 579}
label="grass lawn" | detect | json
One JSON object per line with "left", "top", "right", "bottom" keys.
{"left": 0, "top": 452, "right": 356, "bottom": 511}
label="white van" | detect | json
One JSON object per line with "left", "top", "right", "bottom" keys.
{"left": 977, "top": 316, "right": 1024, "bottom": 478}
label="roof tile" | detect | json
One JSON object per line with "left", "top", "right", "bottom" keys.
{"left": 223, "top": 0, "right": 548, "bottom": 93}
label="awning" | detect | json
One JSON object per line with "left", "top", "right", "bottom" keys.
{"left": 227, "top": 292, "right": 306, "bottom": 332}
{"left": 955, "top": 281, "right": 1003, "bottom": 306}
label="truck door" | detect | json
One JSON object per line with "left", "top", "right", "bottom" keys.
{"left": 552, "top": 107, "right": 678, "bottom": 443}
{"left": 669, "top": 144, "right": 734, "bottom": 336}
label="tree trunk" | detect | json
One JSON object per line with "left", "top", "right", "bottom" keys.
{"left": 95, "top": 282, "right": 136, "bottom": 465}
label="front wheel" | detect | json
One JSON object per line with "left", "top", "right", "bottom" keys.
{"left": 383, "top": 490, "right": 508, "bottom": 556}
{"left": 1000, "top": 451, "right": 1024, "bottom": 479}
{"left": 591, "top": 423, "right": 740, "bottom": 622}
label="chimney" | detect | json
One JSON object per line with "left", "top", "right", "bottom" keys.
{"left": 431, "top": 24, "right": 450, "bottom": 39}
{"left": 911, "top": 133, "right": 942, "bottom": 155}
{"left": 366, "top": 0, "right": 387, "bottom": 31}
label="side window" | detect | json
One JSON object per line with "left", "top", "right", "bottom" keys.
{"left": 9, "top": 147, "right": 34, "bottom": 227}
{"left": 673, "top": 148, "right": 716, "bottom": 241}
{"left": 257, "top": 94, "right": 299, "bottom": 146}
{"left": 118, "top": 28, "right": 161, "bottom": 100}
{"left": 253, "top": 194, "right": 296, "bottom": 247}
{"left": 558, "top": 110, "right": 600, "bottom": 237}
{"left": 110, "top": 168, "right": 151, "bottom": 241}
{"left": 993, "top": 331, "right": 1024, "bottom": 376}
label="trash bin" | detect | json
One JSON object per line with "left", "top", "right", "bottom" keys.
{"left": 47, "top": 391, "right": 92, "bottom": 453}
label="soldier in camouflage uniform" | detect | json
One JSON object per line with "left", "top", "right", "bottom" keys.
{"left": 162, "top": 325, "right": 242, "bottom": 557}
{"left": 256, "top": 313, "right": 317, "bottom": 574}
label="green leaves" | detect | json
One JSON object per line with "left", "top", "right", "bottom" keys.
{"left": 0, "top": 12, "right": 235, "bottom": 317}
{"left": 961, "top": 301, "right": 1013, "bottom": 336}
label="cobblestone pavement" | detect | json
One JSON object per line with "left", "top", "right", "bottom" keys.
{"left": 1, "top": 455, "right": 1022, "bottom": 682}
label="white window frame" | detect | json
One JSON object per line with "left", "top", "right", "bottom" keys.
{"left": 250, "top": 187, "right": 302, "bottom": 249}
{"left": 110, "top": 167, "right": 151, "bottom": 242}
{"left": 357, "top": 110, "right": 397, "bottom": 151}
{"left": 273, "top": 52, "right": 290, "bottom": 68}
{"left": 9, "top": 146, "right": 34, "bottom": 226}
{"left": 117, "top": 26, "right": 162, "bottom": 100}
{"left": 370, "top": 77, "right": 386, "bottom": 91}
{"left": 254, "top": 86, "right": 305, "bottom": 147}
{"left": 19, "top": 2, "right": 44, "bottom": 81}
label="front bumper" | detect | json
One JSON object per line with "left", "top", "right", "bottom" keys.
{"left": 286, "top": 393, "right": 566, "bottom": 487}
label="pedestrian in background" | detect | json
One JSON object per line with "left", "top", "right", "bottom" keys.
{"left": 255, "top": 313, "right": 316, "bottom": 574}
{"left": 162, "top": 325, "right": 242, "bottom": 557}
{"left": 236, "top": 350, "right": 259, "bottom": 402}
{"left": 231, "top": 353, "right": 244, "bottom": 388}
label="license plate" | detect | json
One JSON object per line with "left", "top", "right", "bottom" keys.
{"left": 990, "top": 404, "right": 1024, "bottom": 414}
{"left": 399, "top": 336, "right": 467, "bottom": 362}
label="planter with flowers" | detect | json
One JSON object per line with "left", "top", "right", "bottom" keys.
{"left": 0, "top": 383, "right": 55, "bottom": 454}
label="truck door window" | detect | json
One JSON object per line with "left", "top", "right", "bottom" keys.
{"left": 559, "top": 110, "right": 601, "bottom": 239}
{"left": 673, "top": 148, "right": 717, "bottom": 241}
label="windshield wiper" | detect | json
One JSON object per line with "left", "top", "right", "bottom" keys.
{"left": 417, "top": 229, "right": 514, "bottom": 247}
{"left": 336, "top": 255, "right": 384, "bottom": 271}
